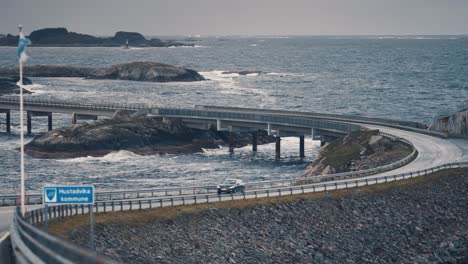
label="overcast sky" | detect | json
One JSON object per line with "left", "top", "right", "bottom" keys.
{"left": 2, "top": 0, "right": 468, "bottom": 36}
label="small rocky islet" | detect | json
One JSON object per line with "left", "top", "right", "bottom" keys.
{"left": 0, "top": 61, "right": 205, "bottom": 83}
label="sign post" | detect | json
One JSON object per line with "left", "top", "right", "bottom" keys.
{"left": 43, "top": 185, "right": 95, "bottom": 250}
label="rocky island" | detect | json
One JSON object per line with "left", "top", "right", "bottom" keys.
{"left": 303, "top": 129, "right": 414, "bottom": 178}
{"left": 0, "top": 28, "right": 190, "bottom": 47}
{"left": 0, "top": 62, "right": 205, "bottom": 82}
{"left": 24, "top": 116, "right": 275, "bottom": 159}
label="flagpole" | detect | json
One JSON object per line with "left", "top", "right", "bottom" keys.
{"left": 18, "top": 24, "right": 26, "bottom": 217}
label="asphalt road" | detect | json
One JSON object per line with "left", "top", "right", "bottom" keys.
{"left": 0, "top": 125, "right": 466, "bottom": 235}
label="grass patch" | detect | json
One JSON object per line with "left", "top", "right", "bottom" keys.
{"left": 48, "top": 168, "right": 468, "bottom": 238}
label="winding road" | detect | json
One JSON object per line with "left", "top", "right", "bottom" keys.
{"left": 0, "top": 109, "right": 467, "bottom": 243}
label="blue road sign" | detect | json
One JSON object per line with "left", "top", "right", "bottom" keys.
{"left": 43, "top": 186, "right": 94, "bottom": 205}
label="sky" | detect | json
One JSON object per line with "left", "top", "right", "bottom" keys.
{"left": 1, "top": 0, "right": 468, "bottom": 36}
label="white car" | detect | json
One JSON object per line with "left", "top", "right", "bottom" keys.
{"left": 217, "top": 179, "right": 245, "bottom": 195}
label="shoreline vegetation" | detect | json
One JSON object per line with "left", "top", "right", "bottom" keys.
{"left": 47, "top": 168, "right": 468, "bottom": 263}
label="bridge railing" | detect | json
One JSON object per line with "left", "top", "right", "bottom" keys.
{"left": 10, "top": 207, "right": 113, "bottom": 264}
{"left": 11, "top": 162, "right": 468, "bottom": 263}
{"left": 0, "top": 96, "right": 148, "bottom": 112}
{"left": 0, "top": 133, "right": 417, "bottom": 207}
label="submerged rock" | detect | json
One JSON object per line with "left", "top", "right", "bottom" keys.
{"left": 222, "top": 70, "right": 264, "bottom": 75}
{"left": 0, "top": 62, "right": 205, "bottom": 82}
{"left": 24, "top": 117, "right": 274, "bottom": 159}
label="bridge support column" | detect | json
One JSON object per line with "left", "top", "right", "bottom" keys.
{"left": 229, "top": 131, "right": 234, "bottom": 153}
{"left": 1, "top": 110, "right": 11, "bottom": 133}
{"left": 275, "top": 136, "right": 281, "bottom": 160}
{"left": 267, "top": 123, "right": 272, "bottom": 136}
{"left": 252, "top": 131, "right": 257, "bottom": 152}
{"left": 72, "top": 113, "right": 98, "bottom": 125}
{"left": 299, "top": 135, "right": 305, "bottom": 158}
{"left": 27, "top": 111, "right": 32, "bottom": 135}
{"left": 6, "top": 111, "right": 10, "bottom": 133}
{"left": 48, "top": 112, "right": 52, "bottom": 131}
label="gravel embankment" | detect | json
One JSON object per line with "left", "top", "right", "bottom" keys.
{"left": 64, "top": 171, "right": 468, "bottom": 263}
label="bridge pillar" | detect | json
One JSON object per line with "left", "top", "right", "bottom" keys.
{"left": 27, "top": 111, "right": 32, "bottom": 135}
{"left": 72, "top": 113, "right": 98, "bottom": 125}
{"left": 299, "top": 135, "right": 305, "bottom": 158}
{"left": 229, "top": 131, "right": 234, "bottom": 153}
{"left": 48, "top": 112, "right": 52, "bottom": 131}
{"left": 252, "top": 131, "right": 257, "bottom": 152}
{"left": 275, "top": 136, "right": 281, "bottom": 160}
{"left": 1, "top": 110, "right": 11, "bottom": 133}
{"left": 6, "top": 111, "right": 10, "bottom": 133}
{"left": 267, "top": 123, "right": 272, "bottom": 136}
{"left": 217, "top": 119, "right": 221, "bottom": 131}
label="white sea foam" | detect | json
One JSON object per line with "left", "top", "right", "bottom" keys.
{"left": 58, "top": 150, "right": 142, "bottom": 163}
{"left": 250, "top": 44, "right": 258, "bottom": 47}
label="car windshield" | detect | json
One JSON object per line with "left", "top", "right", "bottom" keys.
{"left": 221, "top": 180, "right": 237, "bottom": 185}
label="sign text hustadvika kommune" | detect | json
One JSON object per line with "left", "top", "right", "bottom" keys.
{"left": 58, "top": 189, "right": 91, "bottom": 195}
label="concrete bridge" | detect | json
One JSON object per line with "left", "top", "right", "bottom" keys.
{"left": 0, "top": 98, "right": 467, "bottom": 263}
{"left": 0, "top": 96, "right": 370, "bottom": 159}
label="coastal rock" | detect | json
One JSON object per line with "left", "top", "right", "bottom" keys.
{"left": 0, "top": 62, "right": 205, "bottom": 82}
{"left": 24, "top": 117, "right": 274, "bottom": 159}
{"left": 303, "top": 129, "right": 413, "bottom": 177}
{"left": 0, "top": 27, "right": 191, "bottom": 47}
{"left": 94, "top": 62, "right": 205, "bottom": 82}
{"left": 0, "top": 77, "right": 33, "bottom": 96}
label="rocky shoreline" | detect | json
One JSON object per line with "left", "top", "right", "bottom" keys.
{"left": 54, "top": 169, "right": 468, "bottom": 263}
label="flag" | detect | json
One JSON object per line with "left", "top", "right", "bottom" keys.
{"left": 17, "top": 32, "right": 31, "bottom": 62}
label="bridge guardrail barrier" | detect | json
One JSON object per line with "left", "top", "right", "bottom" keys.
{"left": 0, "top": 132, "right": 416, "bottom": 206}
{"left": 11, "top": 162, "right": 467, "bottom": 263}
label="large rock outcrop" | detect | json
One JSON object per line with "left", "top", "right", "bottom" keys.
{"left": 429, "top": 109, "right": 468, "bottom": 137}
{"left": 94, "top": 62, "right": 205, "bottom": 82}
{"left": 24, "top": 117, "right": 274, "bottom": 159}
{"left": 303, "top": 129, "right": 413, "bottom": 177}
{"left": 0, "top": 62, "right": 205, "bottom": 82}
{"left": 0, "top": 28, "right": 190, "bottom": 47}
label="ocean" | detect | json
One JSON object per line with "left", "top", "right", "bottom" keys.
{"left": 0, "top": 36, "right": 467, "bottom": 193}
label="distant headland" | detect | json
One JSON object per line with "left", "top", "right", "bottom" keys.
{"left": 0, "top": 27, "right": 191, "bottom": 47}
